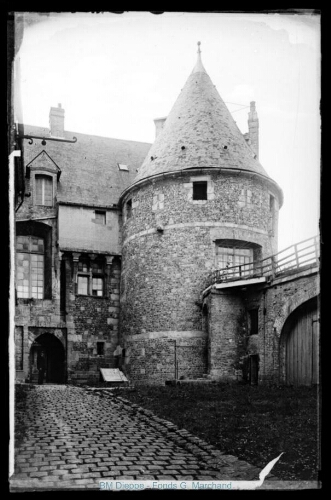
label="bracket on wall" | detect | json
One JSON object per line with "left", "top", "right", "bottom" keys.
{"left": 17, "top": 134, "right": 77, "bottom": 146}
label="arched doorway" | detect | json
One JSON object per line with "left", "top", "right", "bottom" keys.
{"left": 280, "top": 297, "right": 319, "bottom": 386}
{"left": 30, "top": 333, "right": 65, "bottom": 384}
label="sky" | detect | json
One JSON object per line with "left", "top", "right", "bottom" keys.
{"left": 15, "top": 11, "right": 321, "bottom": 252}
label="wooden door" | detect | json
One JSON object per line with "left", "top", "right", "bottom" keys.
{"left": 285, "top": 300, "right": 319, "bottom": 386}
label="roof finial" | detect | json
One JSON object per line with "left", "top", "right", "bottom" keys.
{"left": 192, "top": 41, "right": 206, "bottom": 74}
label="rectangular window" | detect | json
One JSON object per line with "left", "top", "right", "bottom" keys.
{"left": 77, "top": 276, "right": 89, "bottom": 295}
{"left": 35, "top": 175, "right": 53, "bottom": 206}
{"left": 92, "top": 277, "right": 103, "bottom": 296}
{"left": 217, "top": 246, "right": 253, "bottom": 277}
{"left": 97, "top": 342, "right": 105, "bottom": 355}
{"left": 77, "top": 257, "right": 105, "bottom": 297}
{"left": 92, "top": 261, "right": 103, "bottom": 274}
{"left": 95, "top": 210, "right": 106, "bottom": 224}
{"left": 249, "top": 309, "right": 259, "bottom": 335}
{"left": 16, "top": 235, "right": 44, "bottom": 298}
{"left": 269, "top": 194, "right": 275, "bottom": 212}
{"left": 193, "top": 181, "right": 207, "bottom": 200}
{"left": 78, "top": 260, "right": 89, "bottom": 273}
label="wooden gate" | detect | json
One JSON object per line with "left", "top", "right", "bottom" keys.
{"left": 283, "top": 298, "right": 319, "bottom": 386}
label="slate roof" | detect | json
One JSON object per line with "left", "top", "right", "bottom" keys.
{"left": 134, "top": 50, "right": 278, "bottom": 188}
{"left": 22, "top": 125, "right": 151, "bottom": 207}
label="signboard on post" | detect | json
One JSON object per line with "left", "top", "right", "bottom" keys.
{"left": 100, "top": 368, "right": 128, "bottom": 383}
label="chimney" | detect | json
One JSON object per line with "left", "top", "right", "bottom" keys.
{"left": 153, "top": 117, "right": 167, "bottom": 138}
{"left": 248, "top": 101, "right": 259, "bottom": 159}
{"left": 49, "top": 103, "right": 65, "bottom": 138}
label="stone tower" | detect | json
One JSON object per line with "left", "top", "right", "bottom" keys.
{"left": 119, "top": 43, "right": 283, "bottom": 384}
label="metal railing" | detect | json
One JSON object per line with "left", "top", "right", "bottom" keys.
{"left": 210, "top": 236, "right": 319, "bottom": 285}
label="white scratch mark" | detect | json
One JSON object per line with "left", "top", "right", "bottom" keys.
{"left": 234, "top": 452, "right": 284, "bottom": 490}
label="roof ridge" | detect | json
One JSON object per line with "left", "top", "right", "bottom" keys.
{"left": 21, "top": 123, "right": 152, "bottom": 146}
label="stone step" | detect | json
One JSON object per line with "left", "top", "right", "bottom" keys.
{"left": 165, "top": 377, "right": 216, "bottom": 386}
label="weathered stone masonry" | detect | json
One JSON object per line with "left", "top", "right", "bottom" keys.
{"left": 119, "top": 169, "right": 280, "bottom": 384}
{"left": 63, "top": 254, "right": 121, "bottom": 384}
{"left": 202, "top": 267, "right": 319, "bottom": 384}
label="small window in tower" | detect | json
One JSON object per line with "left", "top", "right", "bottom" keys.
{"left": 249, "top": 309, "right": 259, "bottom": 335}
{"left": 126, "top": 199, "right": 132, "bottom": 219}
{"left": 269, "top": 195, "right": 276, "bottom": 234}
{"left": 193, "top": 181, "right": 207, "bottom": 200}
{"left": 97, "top": 342, "right": 105, "bottom": 356}
{"left": 95, "top": 210, "right": 106, "bottom": 224}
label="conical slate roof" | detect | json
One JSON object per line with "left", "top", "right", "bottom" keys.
{"left": 134, "top": 45, "right": 273, "bottom": 184}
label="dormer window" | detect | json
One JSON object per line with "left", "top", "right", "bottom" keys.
{"left": 25, "top": 151, "right": 60, "bottom": 208}
{"left": 35, "top": 175, "right": 53, "bottom": 206}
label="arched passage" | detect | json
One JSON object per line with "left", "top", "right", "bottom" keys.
{"left": 280, "top": 296, "right": 319, "bottom": 386}
{"left": 30, "top": 333, "right": 65, "bottom": 384}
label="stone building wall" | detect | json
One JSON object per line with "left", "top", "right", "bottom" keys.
{"left": 204, "top": 267, "right": 319, "bottom": 384}
{"left": 15, "top": 207, "right": 122, "bottom": 384}
{"left": 15, "top": 198, "right": 64, "bottom": 381}
{"left": 124, "top": 332, "right": 208, "bottom": 385}
{"left": 122, "top": 171, "right": 279, "bottom": 246}
{"left": 204, "top": 290, "right": 246, "bottom": 381}
{"left": 64, "top": 255, "right": 121, "bottom": 384}
{"left": 254, "top": 269, "right": 319, "bottom": 384}
{"left": 120, "top": 169, "right": 280, "bottom": 384}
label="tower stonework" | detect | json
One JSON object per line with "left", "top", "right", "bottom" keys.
{"left": 119, "top": 45, "right": 283, "bottom": 384}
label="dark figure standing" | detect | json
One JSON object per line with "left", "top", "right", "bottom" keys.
{"left": 37, "top": 351, "right": 46, "bottom": 384}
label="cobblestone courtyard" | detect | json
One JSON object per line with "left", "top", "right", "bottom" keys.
{"left": 10, "top": 385, "right": 281, "bottom": 491}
